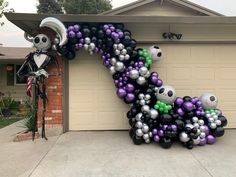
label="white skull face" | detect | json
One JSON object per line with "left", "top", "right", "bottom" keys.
{"left": 156, "top": 85, "right": 176, "bottom": 104}
{"left": 200, "top": 93, "right": 218, "bottom": 110}
{"left": 148, "top": 46, "right": 162, "bottom": 61}
{"left": 33, "top": 34, "right": 51, "bottom": 51}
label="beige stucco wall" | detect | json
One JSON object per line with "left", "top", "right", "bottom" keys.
{"left": 116, "top": 0, "right": 205, "bottom": 16}
{"left": 0, "top": 64, "right": 26, "bottom": 102}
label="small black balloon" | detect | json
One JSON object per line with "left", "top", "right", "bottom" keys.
{"left": 127, "top": 111, "right": 133, "bottom": 119}
{"left": 129, "top": 128, "right": 135, "bottom": 138}
{"left": 175, "top": 119, "right": 184, "bottom": 130}
{"left": 97, "top": 30, "right": 105, "bottom": 38}
{"left": 65, "top": 51, "right": 76, "bottom": 60}
{"left": 183, "top": 96, "right": 192, "bottom": 102}
{"left": 161, "top": 114, "right": 172, "bottom": 124}
{"left": 218, "top": 116, "right": 228, "bottom": 127}
{"left": 82, "top": 28, "right": 91, "bottom": 37}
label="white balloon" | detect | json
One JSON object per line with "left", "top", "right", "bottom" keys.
{"left": 148, "top": 46, "right": 162, "bottom": 61}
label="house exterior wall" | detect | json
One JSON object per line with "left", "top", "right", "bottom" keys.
{"left": 0, "top": 64, "right": 26, "bottom": 101}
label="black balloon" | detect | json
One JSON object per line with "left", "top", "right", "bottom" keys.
{"left": 160, "top": 138, "right": 172, "bottom": 149}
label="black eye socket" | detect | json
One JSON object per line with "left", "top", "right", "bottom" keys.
{"left": 159, "top": 88, "right": 165, "bottom": 94}
{"left": 154, "top": 46, "right": 159, "bottom": 49}
{"left": 157, "top": 52, "right": 162, "bottom": 57}
{"left": 168, "top": 91, "right": 173, "bottom": 97}
{"left": 34, "top": 37, "right": 40, "bottom": 44}
{"left": 210, "top": 96, "right": 215, "bottom": 102}
{"left": 42, "top": 37, "right": 47, "bottom": 43}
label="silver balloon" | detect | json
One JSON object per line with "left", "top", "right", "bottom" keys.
{"left": 121, "top": 49, "right": 127, "bottom": 55}
{"left": 124, "top": 54, "right": 130, "bottom": 60}
{"left": 89, "top": 43, "right": 95, "bottom": 50}
{"left": 185, "top": 124, "right": 194, "bottom": 129}
{"left": 145, "top": 138, "right": 151, "bottom": 144}
{"left": 200, "top": 132, "right": 206, "bottom": 138}
{"left": 206, "top": 114, "right": 211, "bottom": 118}
{"left": 129, "top": 70, "right": 139, "bottom": 79}
{"left": 142, "top": 125, "right": 149, "bottom": 133}
{"left": 135, "top": 113, "right": 143, "bottom": 121}
{"left": 118, "top": 43, "right": 124, "bottom": 50}
{"left": 115, "top": 49, "right": 120, "bottom": 55}
{"left": 193, "top": 136, "right": 201, "bottom": 145}
{"left": 213, "top": 115, "right": 218, "bottom": 120}
{"left": 138, "top": 93, "right": 145, "bottom": 99}
{"left": 115, "top": 62, "right": 125, "bottom": 72}
{"left": 149, "top": 132, "right": 153, "bottom": 138}
{"left": 139, "top": 99, "right": 146, "bottom": 106}
{"left": 193, "top": 123, "right": 199, "bottom": 129}
{"left": 139, "top": 67, "right": 148, "bottom": 76}
{"left": 192, "top": 117, "right": 198, "bottom": 123}
{"left": 144, "top": 94, "right": 151, "bottom": 101}
{"left": 141, "top": 105, "right": 150, "bottom": 113}
{"left": 200, "top": 125, "right": 205, "bottom": 132}
{"left": 179, "top": 132, "right": 190, "bottom": 142}
{"left": 85, "top": 37, "right": 91, "bottom": 44}
{"left": 109, "top": 66, "right": 116, "bottom": 75}
{"left": 210, "top": 123, "right": 217, "bottom": 129}
{"left": 84, "top": 44, "right": 89, "bottom": 51}
{"left": 111, "top": 58, "right": 117, "bottom": 65}
{"left": 113, "top": 44, "right": 118, "bottom": 49}
{"left": 119, "top": 55, "right": 125, "bottom": 61}
{"left": 136, "top": 129, "right": 143, "bottom": 137}
{"left": 143, "top": 133, "right": 149, "bottom": 140}
{"left": 137, "top": 77, "right": 146, "bottom": 85}
{"left": 215, "top": 120, "right": 222, "bottom": 126}
{"left": 197, "top": 129, "right": 201, "bottom": 135}
{"left": 208, "top": 117, "right": 214, "bottom": 123}
{"left": 149, "top": 109, "right": 158, "bottom": 119}
{"left": 198, "top": 119, "right": 204, "bottom": 126}
{"left": 135, "top": 121, "right": 143, "bottom": 129}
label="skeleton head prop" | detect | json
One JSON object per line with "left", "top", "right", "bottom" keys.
{"left": 33, "top": 34, "right": 51, "bottom": 51}
{"left": 200, "top": 93, "right": 218, "bottom": 110}
{"left": 156, "top": 85, "right": 176, "bottom": 105}
{"left": 148, "top": 46, "right": 162, "bottom": 61}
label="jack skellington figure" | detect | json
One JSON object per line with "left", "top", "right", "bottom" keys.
{"left": 17, "top": 17, "right": 67, "bottom": 140}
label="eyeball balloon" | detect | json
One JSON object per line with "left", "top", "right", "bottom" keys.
{"left": 33, "top": 34, "right": 51, "bottom": 51}
{"left": 156, "top": 85, "right": 176, "bottom": 105}
{"left": 148, "top": 46, "right": 162, "bottom": 61}
{"left": 200, "top": 93, "right": 218, "bottom": 110}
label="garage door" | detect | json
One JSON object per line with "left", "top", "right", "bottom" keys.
{"left": 69, "top": 44, "right": 236, "bottom": 130}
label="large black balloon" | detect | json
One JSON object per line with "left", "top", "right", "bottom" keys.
{"left": 213, "top": 127, "right": 225, "bottom": 137}
{"left": 133, "top": 136, "right": 144, "bottom": 145}
{"left": 218, "top": 116, "right": 228, "bottom": 127}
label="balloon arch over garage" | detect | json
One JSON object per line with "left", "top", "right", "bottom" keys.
{"left": 20, "top": 17, "right": 227, "bottom": 149}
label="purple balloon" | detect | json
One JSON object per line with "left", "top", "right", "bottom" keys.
{"left": 151, "top": 76, "right": 158, "bottom": 84}
{"left": 68, "top": 31, "right": 76, "bottom": 38}
{"left": 177, "top": 108, "right": 184, "bottom": 116}
{"left": 125, "top": 93, "right": 135, "bottom": 102}
{"left": 156, "top": 79, "right": 163, "bottom": 87}
{"left": 158, "top": 130, "right": 164, "bottom": 137}
{"left": 67, "top": 26, "right": 74, "bottom": 31}
{"left": 106, "top": 29, "right": 112, "bottom": 35}
{"left": 163, "top": 125, "right": 168, "bottom": 130}
{"left": 152, "top": 129, "right": 158, "bottom": 135}
{"left": 118, "top": 31, "right": 124, "bottom": 38}
{"left": 175, "top": 97, "right": 184, "bottom": 106}
{"left": 196, "top": 101, "right": 202, "bottom": 107}
{"left": 183, "top": 102, "right": 194, "bottom": 111}
{"left": 154, "top": 135, "right": 160, "bottom": 142}
{"left": 117, "top": 88, "right": 127, "bottom": 98}
{"left": 103, "top": 24, "right": 109, "bottom": 30}
{"left": 207, "top": 135, "right": 216, "bottom": 144}
{"left": 76, "top": 32, "right": 82, "bottom": 38}
{"left": 151, "top": 72, "right": 158, "bottom": 77}
{"left": 110, "top": 26, "right": 115, "bottom": 32}
{"left": 171, "top": 125, "right": 177, "bottom": 132}
{"left": 73, "top": 24, "right": 80, "bottom": 32}
{"left": 118, "top": 82, "right": 123, "bottom": 88}
{"left": 204, "top": 125, "right": 210, "bottom": 136}
{"left": 199, "top": 138, "right": 207, "bottom": 146}
{"left": 125, "top": 84, "right": 135, "bottom": 93}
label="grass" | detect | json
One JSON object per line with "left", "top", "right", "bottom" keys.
{"left": 0, "top": 117, "right": 21, "bottom": 129}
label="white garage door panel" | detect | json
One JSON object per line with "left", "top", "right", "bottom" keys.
{"left": 69, "top": 51, "right": 129, "bottom": 130}
{"left": 69, "top": 44, "right": 236, "bottom": 130}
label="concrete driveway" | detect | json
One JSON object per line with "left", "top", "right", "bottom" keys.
{"left": 1, "top": 121, "right": 236, "bottom": 177}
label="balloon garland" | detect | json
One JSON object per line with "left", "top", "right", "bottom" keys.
{"left": 56, "top": 21, "right": 228, "bottom": 149}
